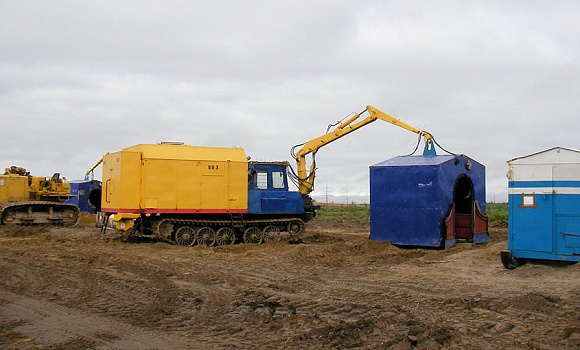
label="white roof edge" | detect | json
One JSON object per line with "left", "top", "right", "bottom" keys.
{"left": 507, "top": 147, "right": 580, "bottom": 163}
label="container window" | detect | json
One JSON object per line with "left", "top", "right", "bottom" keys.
{"left": 256, "top": 171, "right": 268, "bottom": 190}
{"left": 521, "top": 194, "right": 535, "bottom": 208}
{"left": 272, "top": 171, "right": 285, "bottom": 189}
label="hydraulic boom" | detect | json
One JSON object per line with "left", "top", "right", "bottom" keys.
{"left": 293, "top": 105, "right": 435, "bottom": 195}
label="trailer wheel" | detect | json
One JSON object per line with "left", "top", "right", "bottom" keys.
{"left": 263, "top": 226, "right": 281, "bottom": 242}
{"left": 243, "top": 227, "right": 263, "bottom": 244}
{"left": 175, "top": 226, "right": 196, "bottom": 246}
{"left": 216, "top": 227, "right": 235, "bottom": 246}
{"left": 197, "top": 227, "right": 216, "bottom": 246}
{"left": 501, "top": 250, "right": 526, "bottom": 269}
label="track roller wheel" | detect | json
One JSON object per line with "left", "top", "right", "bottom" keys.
{"left": 263, "top": 225, "right": 281, "bottom": 243}
{"left": 197, "top": 227, "right": 216, "bottom": 246}
{"left": 216, "top": 227, "right": 236, "bottom": 246}
{"left": 1, "top": 208, "right": 16, "bottom": 224}
{"left": 243, "top": 227, "right": 263, "bottom": 244}
{"left": 61, "top": 208, "right": 79, "bottom": 227}
{"left": 175, "top": 226, "right": 196, "bottom": 246}
{"left": 286, "top": 220, "right": 305, "bottom": 236}
{"left": 157, "top": 220, "right": 175, "bottom": 241}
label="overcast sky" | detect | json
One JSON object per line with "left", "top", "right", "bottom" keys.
{"left": 1, "top": 1, "right": 579, "bottom": 203}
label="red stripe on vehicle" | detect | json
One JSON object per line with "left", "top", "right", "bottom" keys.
{"left": 101, "top": 208, "right": 247, "bottom": 214}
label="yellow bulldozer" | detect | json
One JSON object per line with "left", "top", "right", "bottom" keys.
{"left": 0, "top": 166, "right": 80, "bottom": 226}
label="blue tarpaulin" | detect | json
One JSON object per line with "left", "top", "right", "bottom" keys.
{"left": 65, "top": 180, "right": 101, "bottom": 214}
{"left": 369, "top": 155, "right": 488, "bottom": 248}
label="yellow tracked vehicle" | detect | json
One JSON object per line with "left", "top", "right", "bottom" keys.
{"left": 0, "top": 166, "right": 80, "bottom": 226}
{"left": 87, "top": 106, "right": 435, "bottom": 246}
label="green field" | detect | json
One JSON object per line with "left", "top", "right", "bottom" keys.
{"left": 316, "top": 202, "right": 508, "bottom": 222}
{"left": 315, "top": 204, "right": 370, "bottom": 225}
{"left": 485, "top": 202, "right": 509, "bottom": 221}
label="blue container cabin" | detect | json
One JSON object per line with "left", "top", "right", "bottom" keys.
{"left": 502, "top": 147, "right": 580, "bottom": 269}
{"left": 369, "top": 155, "right": 488, "bottom": 248}
{"left": 65, "top": 180, "right": 102, "bottom": 214}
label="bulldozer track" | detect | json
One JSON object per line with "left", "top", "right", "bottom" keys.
{"left": 0, "top": 201, "right": 80, "bottom": 226}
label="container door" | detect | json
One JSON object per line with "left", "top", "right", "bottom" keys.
{"left": 200, "top": 161, "right": 225, "bottom": 210}
{"left": 511, "top": 193, "right": 553, "bottom": 252}
{"left": 510, "top": 165, "right": 556, "bottom": 253}
{"left": 553, "top": 164, "right": 580, "bottom": 256}
{"left": 103, "top": 156, "right": 116, "bottom": 209}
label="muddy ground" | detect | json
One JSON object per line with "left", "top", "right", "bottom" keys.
{"left": 0, "top": 214, "right": 579, "bottom": 350}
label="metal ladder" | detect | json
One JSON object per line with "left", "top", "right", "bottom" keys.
{"left": 230, "top": 213, "right": 245, "bottom": 233}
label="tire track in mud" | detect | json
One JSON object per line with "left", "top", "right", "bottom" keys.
{"left": 222, "top": 249, "right": 577, "bottom": 348}
{"left": 191, "top": 245, "right": 580, "bottom": 348}
{"left": 0, "top": 290, "right": 194, "bottom": 349}
{"left": 2, "top": 224, "right": 580, "bottom": 349}
{"left": 195, "top": 262, "right": 451, "bottom": 348}
{"left": 222, "top": 285, "right": 455, "bottom": 349}
{"left": 70, "top": 251, "right": 227, "bottom": 334}
{"left": 324, "top": 265, "right": 580, "bottom": 348}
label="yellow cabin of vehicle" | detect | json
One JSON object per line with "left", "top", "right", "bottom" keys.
{"left": 100, "top": 143, "right": 248, "bottom": 214}
{"left": 28, "top": 176, "right": 72, "bottom": 201}
{"left": 0, "top": 175, "right": 29, "bottom": 203}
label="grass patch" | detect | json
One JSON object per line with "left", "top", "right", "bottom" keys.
{"left": 315, "top": 202, "right": 508, "bottom": 223}
{"left": 486, "top": 202, "right": 508, "bottom": 221}
{"left": 315, "top": 204, "right": 370, "bottom": 225}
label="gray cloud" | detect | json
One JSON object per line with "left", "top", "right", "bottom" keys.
{"left": 1, "top": 1, "right": 579, "bottom": 203}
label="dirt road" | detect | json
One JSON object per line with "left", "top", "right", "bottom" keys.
{"left": 1, "top": 215, "right": 579, "bottom": 349}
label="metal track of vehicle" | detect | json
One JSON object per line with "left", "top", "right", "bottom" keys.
{"left": 0, "top": 201, "right": 80, "bottom": 226}
{"left": 150, "top": 217, "right": 305, "bottom": 245}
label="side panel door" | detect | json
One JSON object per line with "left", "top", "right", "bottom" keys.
{"left": 261, "top": 192, "right": 287, "bottom": 213}
{"left": 555, "top": 215, "right": 580, "bottom": 256}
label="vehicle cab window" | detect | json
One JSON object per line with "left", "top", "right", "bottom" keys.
{"left": 256, "top": 171, "right": 268, "bottom": 190}
{"left": 272, "top": 171, "right": 285, "bottom": 189}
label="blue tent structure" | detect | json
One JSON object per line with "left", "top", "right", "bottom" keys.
{"left": 369, "top": 154, "right": 488, "bottom": 248}
{"left": 65, "top": 180, "right": 101, "bottom": 214}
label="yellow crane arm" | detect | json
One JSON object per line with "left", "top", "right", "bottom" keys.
{"left": 366, "top": 106, "right": 433, "bottom": 144}
{"left": 84, "top": 153, "right": 108, "bottom": 179}
{"left": 293, "top": 105, "right": 433, "bottom": 195}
